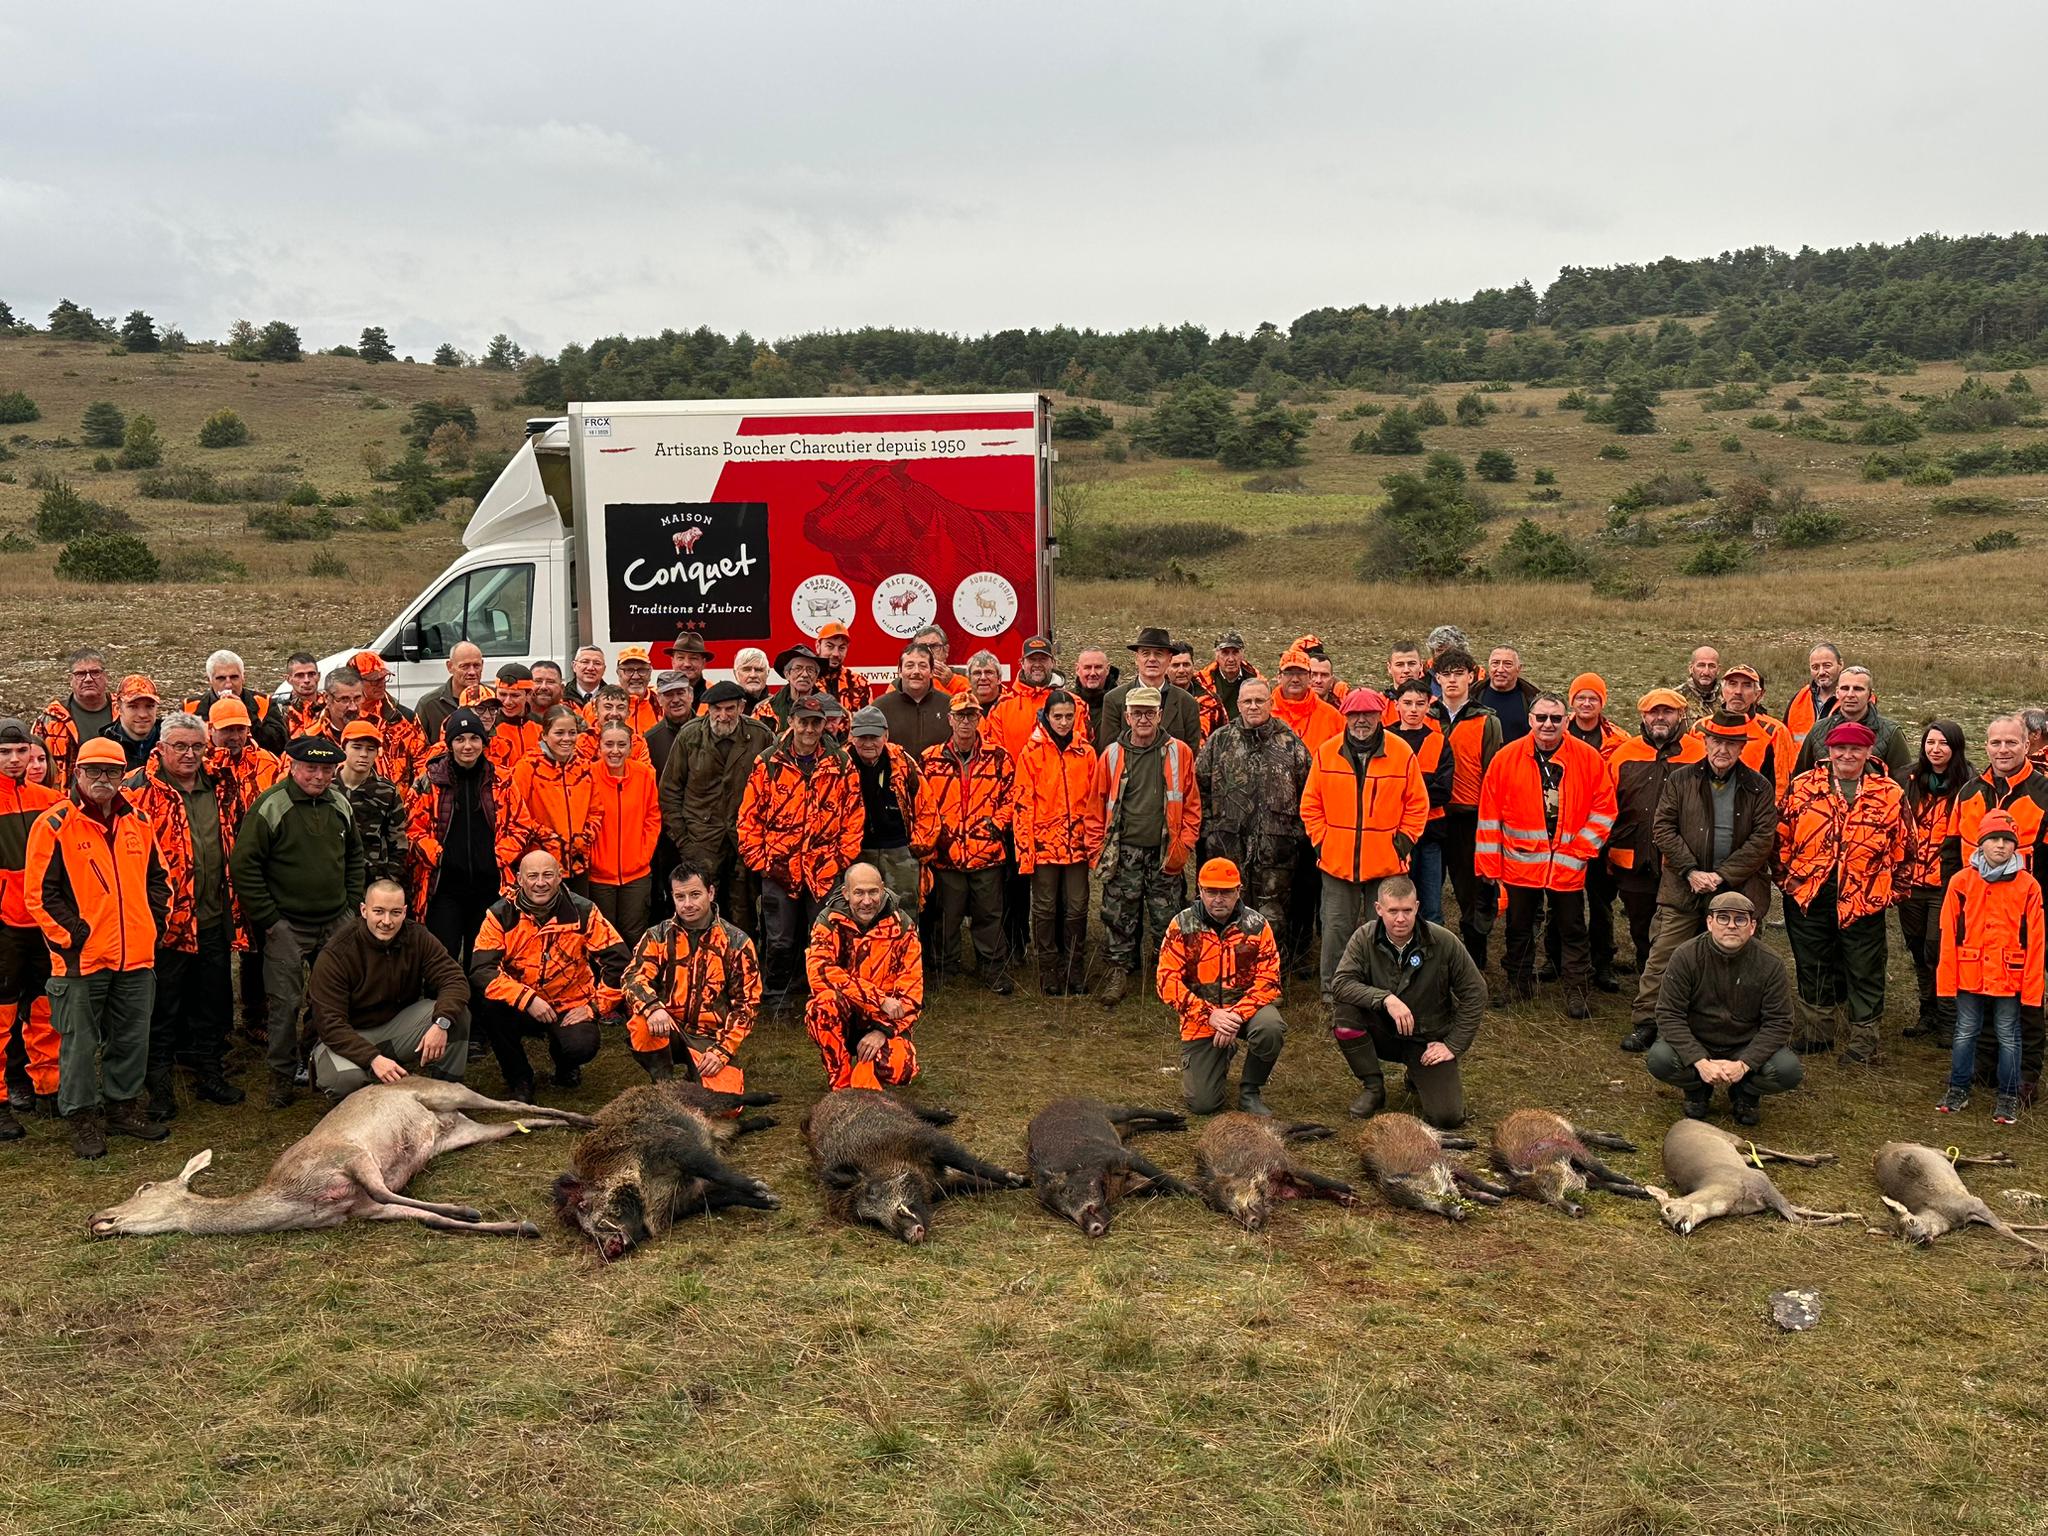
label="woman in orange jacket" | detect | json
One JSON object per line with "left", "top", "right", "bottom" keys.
{"left": 588, "top": 722, "right": 663, "bottom": 946}
{"left": 1013, "top": 691, "right": 1104, "bottom": 995}
{"left": 1936, "top": 811, "right": 2043, "bottom": 1123}
{"left": 501, "top": 707, "right": 599, "bottom": 893}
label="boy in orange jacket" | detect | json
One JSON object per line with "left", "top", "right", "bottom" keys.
{"left": 1937, "top": 811, "right": 2044, "bottom": 1124}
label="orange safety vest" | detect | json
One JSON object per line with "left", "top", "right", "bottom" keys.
{"left": 1474, "top": 734, "right": 1618, "bottom": 893}
{"left": 1096, "top": 734, "right": 1200, "bottom": 873}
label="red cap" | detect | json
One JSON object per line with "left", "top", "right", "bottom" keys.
{"left": 1340, "top": 687, "right": 1388, "bottom": 716}
{"left": 1979, "top": 810, "right": 2020, "bottom": 841}
{"left": 1825, "top": 721, "right": 1877, "bottom": 749}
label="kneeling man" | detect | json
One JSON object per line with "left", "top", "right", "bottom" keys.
{"left": 306, "top": 876, "right": 471, "bottom": 1095}
{"left": 1157, "top": 858, "right": 1285, "bottom": 1116}
{"left": 1647, "top": 889, "right": 1803, "bottom": 1125}
{"left": 805, "top": 862, "right": 922, "bottom": 1090}
{"left": 1328, "top": 875, "right": 1484, "bottom": 1128}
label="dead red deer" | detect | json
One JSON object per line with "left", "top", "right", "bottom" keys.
{"left": 88, "top": 1081, "right": 592, "bottom": 1240}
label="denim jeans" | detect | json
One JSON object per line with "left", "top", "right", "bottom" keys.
{"left": 1952, "top": 991, "right": 2021, "bottom": 1096}
{"left": 1410, "top": 836, "right": 1445, "bottom": 926}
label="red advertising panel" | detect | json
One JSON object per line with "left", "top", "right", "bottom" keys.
{"left": 575, "top": 397, "right": 1048, "bottom": 682}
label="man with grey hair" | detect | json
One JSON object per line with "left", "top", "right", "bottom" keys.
{"left": 1793, "top": 665, "right": 1911, "bottom": 779}
{"left": 302, "top": 666, "right": 364, "bottom": 740}
{"left": 2025, "top": 709, "right": 2048, "bottom": 772}
{"left": 124, "top": 713, "right": 242, "bottom": 1118}
{"left": 1425, "top": 626, "right": 1469, "bottom": 671}
{"left": 183, "top": 649, "right": 287, "bottom": 754}
{"left": 567, "top": 645, "right": 608, "bottom": 707}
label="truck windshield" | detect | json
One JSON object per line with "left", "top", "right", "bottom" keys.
{"left": 412, "top": 563, "right": 534, "bottom": 658}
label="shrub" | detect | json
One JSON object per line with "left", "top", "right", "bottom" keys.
{"left": 1918, "top": 377, "right": 2025, "bottom": 433}
{"left": 1473, "top": 449, "right": 1517, "bottom": 482}
{"left": 1241, "top": 471, "right": 1307, "bottom": 494}
{"left": 115, "top": 413, "right": 163, "bottom": 469}
{"left": 1591, "top": 569, "right": 1659, "bottom": 602}
{"left": 1680, "top": 540, "right": 1750, "bottom": 576}
{"left": 1360, "top": 406, "right": 1426, "bottom": 455}
{"left": 1349, "top": 402, "right": 1384, "bottom": 418}
{"left": 1746, "top": 414, "right": 1780, "bottom": 431}
{"left": 1129, "top": 379, "right": 1235, "bottom": 457}
{"left": 80, "top": 401, "right": 126, "bottom": 448}
{"left": 1597, "top": 443, "right": 1629, "bottom": 461}
{"left": 1557, "top": 390, "right": 1590, "bottom": 410}
{"left": 1974, "top": 529, "right": 2022, "bottom": 552}
{"left": 1777, "top": 504, "right": 1847, "bottom": 547}
{"left": 0, "top": 530, "right": 32, "bottom": 552}
{"left": 1525, "top": 486, "right": 1564, "bottom": 503}
{"left": 56, "top": 533, "right": 159, "bottom": 583}
{"left": 307, "top": 552, "right": 350, "bottom": 578}
{"left": 246, "top": 505, "right": 336, "bottom": 542}
{"left": 1216, "top": 397, "right": 1312, "bottom": 470}
{"left": 1494, "top": 518, "right": 1589, "bottom": 580}
{"left": 1412, "top": 397, "right": 1448, "bottom": 427}
{"left": 1607, "top": 377, "right": 1658, "bottom": 434}
{"left": 1454, "top": 392, "right": 1492, "bottom": 426}
{"left": 1615, "top": 471, "right": 1714, "bottom": 510}
{"left": 1052, "top": 405, "right": 1114, "bottom": 441}
{"left": 284, "top": 482, "right": 321, "bottom": 506}
{"left": 34, "top": 478, "right": 135, "bottom": 541}
{"left": 1532, "top": 467, "right": 1557, "bottom": 486}
{"left": 1423, "top": 450, "right": 1466, "bottom": 485}
{"left": 1929, "top": 493, "right": 2015, "bottom": 516}
{"left": 0, "top": 390, "right": 40, "bottom": 424}
{"left": 1904, "top": 462, "right": 1954, "bottom": 486}
{"left": 1699, "top": 382, "right": 1764, "bottom": 411}
{"left": 92, "top": 454, "right": 113, "bottom": 471}
{"left": 1784, "top": 416, "right": 1850, "bottom": 443}
{"left": 1719, "top": 435, "right": 1743, "bottom": 453}
{"left": 162, "top": 548, "right": 249, "bottom": 582}
{"left": 1061, "top": 519, "right": 1247, "bottom": 581}
{"left": 358, "top": 508, "right": 406, "bottom": 532}
{"left": 198, "top": 408, "right": 250, "bottom": 448}
{"left": 1359, "top": 471, "right": 1482, "bottom": 583}
{"left": 1671, "top": 438, "right": 1694, "bottom": 453}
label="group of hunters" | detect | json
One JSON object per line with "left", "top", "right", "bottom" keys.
{"left": 4, "top": 616, "right": 2040, "bottom": 1162}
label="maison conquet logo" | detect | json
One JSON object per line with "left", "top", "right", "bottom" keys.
{"left": 605, "top": 501, "right": 770, "bottom": 641}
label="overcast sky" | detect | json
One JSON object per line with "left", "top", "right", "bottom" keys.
{"left": 3, "top": 3, "right": 2042, "bottom": 360}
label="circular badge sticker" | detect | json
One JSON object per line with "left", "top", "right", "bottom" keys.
{"left": 871, "top": 573, "right": 938, "bottom": 639}
{"left": 790, "top": 575, "right": 856, "bottom": 637}
{"left": 952, "top": 571, "right": 1018, "bottom": 639}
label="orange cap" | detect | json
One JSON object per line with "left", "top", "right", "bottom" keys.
{"left": 1636, "top": 688, "right": 1688, "bottom": 713}
{"left": 1278, "top": 645, "right": 1313, "bottom": 672}
{"left": 617, "top": 646, "right": 651, "bottom": 666}
{"left": 350, "top": 650, "right": 387, "bottom": 679}
{"left": 118, "top": 674, "right": 159, "bottom": 703}
{"left": 207, "top": 697, "right": 253, "bottom": 728}
{"left": 75, "top": 739, "right": 128, "bottom": 768}
{"left": 816, "top": 621, "right": 850, "bottom": 642}
{"left": 460, "top": 685, "right": 498, "bottom": 708}
{"left": 340, "top": 720, "right": 382, "bottom": 744}
{"left": 1197, "top": 857, "right": 1243, "bottom": 889}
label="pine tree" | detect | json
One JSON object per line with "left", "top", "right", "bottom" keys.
{"left": 46, "top": 300, "right": 104, "bottom": 342}
{"left": 432, "top": 343, "right": 461, "bottom": 367}
{"left": 358, "top": 326, "right": 396, "bottom": 364}
{"left": 80, "top": 401, "right": 127, "bottom": 448}
{"left": 120, "top": 310, "right": 160, "bottom": 352}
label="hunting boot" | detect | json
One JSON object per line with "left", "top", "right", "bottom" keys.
{"left": 1843, "top": 1016, "right": 1885, "bottom": 1067}
{"left": 1335, "top": 1037, "right": 1386, "bottom": 1117}
{"left": 189, "top": 1067, "right": 245, "bottom": 1106}
{"left": 1681, "top": 1081, "right": 1712, "bottom": 1120}
{"left": 1728, "top": 1082, "right": 1763, "bottom": 1127}
{"left": 145, "top": 1065, "right": 179, "bottom": 1123}
{"left": 1096, "top": 968, "right": 1131, "bottom": 1011}
{"left": 632, "top": 1048, "right": 675, "bottom": 1083}
{"left": 69, "top": 1107, "right": 108, "bottom": 1159}
{"left": 31, "top": 1092, "right": 58, "bottom": 1118}
{"left": 1618, "top": 1022, "right": 1657, "bottom": 1053}
{"left": 0, "top": 1099, "right": 21, "bottom": 1141}
{"left": 1237, "top": 1052, "right": 1274, "bottom": 1118}
{"left": 266, "top": 1070, "right": 297, "bottom": 1109}
{"left": 1591, "top": 964, "right": 1621, "bottom": 994}
{"left": 1563, "top": 984, "right": 1592, "bottom": 1020}
{"left": 105, "top": 1098, "right": 170, "bottom": 1142}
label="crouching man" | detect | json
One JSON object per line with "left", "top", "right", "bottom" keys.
{"left": 622, "top": 861, "right": 761, "bottom": 1091}
{"left": 305, "top": 876, "right": 471, "bottom": 1095}
{"left": 805, "top": 861, "right": 922, "bottom": 1090}
{"left": 1647, "top": 890, "right": 1803, "bottom": 1125}
{"left": 1157, "top": 858, "right": 1285, "bottom": 1116}
{"left": 1328, "top": 875, "right": 1484, "bottom": 1128}
{"left": 470, "top": 849, "right": 630, "bottom": 1100}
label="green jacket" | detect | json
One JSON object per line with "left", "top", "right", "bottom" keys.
{"left": 1329, "top": 918, "right": 1486, "bottom": 1056}
{"left": 229, "top": 776, "right": 366, "bottom": 928}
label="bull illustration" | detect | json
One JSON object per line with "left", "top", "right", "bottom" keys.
{"left": 887, "top": 590, "right": 917, "bottom": 616}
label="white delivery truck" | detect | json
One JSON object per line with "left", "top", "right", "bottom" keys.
{"left": 316, "top": 394, "right": 1056, "bottom": 705}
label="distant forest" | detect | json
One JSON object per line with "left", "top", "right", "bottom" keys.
{"left": 515, "top": 232, "right": 2048, "bottom": 407}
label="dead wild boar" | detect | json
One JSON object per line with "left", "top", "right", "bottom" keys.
{"left": 1027, "top": 1098, "right": 1194, "bottom": 1237}
{"left": 1489, "top": 1108, "right": 1650, "bottom": 1216}
{"left": 1196, "top": 1113, "right": 1356, "bottom": 1231}
{"left": 1645, "top": 1119, "right": 1859, "bottom": 1235}
{"left": 1357, "top": 1112, "right": 1510, "bottom": 1221}
{"left": 1873, "top": 1143, "right": 2047, "bottom": 1262}
{"left": 805, "top": 1088, "right": 1026, "bottom": 1244}
{"left": 554, "top": 1082, "right": 780, "bottom": 1259}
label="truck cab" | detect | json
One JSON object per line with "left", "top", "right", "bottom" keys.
{"left": 315, "top": 419, "right": 577, "bottom": 708}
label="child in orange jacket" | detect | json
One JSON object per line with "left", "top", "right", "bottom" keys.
{"left": 1936, "top": 811, "right": 2044, "bottom": 1124}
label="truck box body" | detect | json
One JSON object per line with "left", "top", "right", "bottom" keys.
{"left": 314, "top": 393, "right": 1054, "bottom": 709}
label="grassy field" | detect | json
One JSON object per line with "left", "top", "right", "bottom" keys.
{"left": 1, "top": 338, "right": 2046, "bottom": 1534}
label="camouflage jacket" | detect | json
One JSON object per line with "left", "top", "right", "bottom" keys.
{"left": 1194, "top": 718, "right": 1312, "bottom": 868}
{"left": 340, "top": 771, "right": 411, "bottom": 885}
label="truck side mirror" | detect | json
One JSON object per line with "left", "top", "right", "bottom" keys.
{"left": 398, "top": 618, "right": 425, "bottom": 663}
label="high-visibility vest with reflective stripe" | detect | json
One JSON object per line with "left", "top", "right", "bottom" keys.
{"left": 1473, "top": 733, "right": 1617, "bottom": 893}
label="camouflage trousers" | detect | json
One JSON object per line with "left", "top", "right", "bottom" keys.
{"left": 1100, "top": 844, "right": 1186, "bottom": 975}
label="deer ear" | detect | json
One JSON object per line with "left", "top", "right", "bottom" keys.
{"left": 1880, "top": 1195, "right": 1913, "bottom": 1227}
{"left": 177, "top": 1148, "right": 214, "bottom": 1186}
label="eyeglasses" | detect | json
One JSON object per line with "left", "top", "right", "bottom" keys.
{"left": 1708, "top": 912, "right": 1754, "bottom": 925}
{"left": 77, "top": 766, "right": 124, "bottom": 781}
{"left": 71, "top": 667, "right": 106, "bottom": 680}
{"left": 163, "top": 741, "right": 206, "bottom": 754}
{"left": 1530, "top": 713, "right": 1566, "bottom": 725}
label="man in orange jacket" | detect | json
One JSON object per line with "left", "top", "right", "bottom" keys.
{"left": 914, "top": 691, "right": 1015, "bottom": 995}
{"left": 1013, "top": 689, "right": 1104, "bottom": 996}
{"left": 1430, "top": 648, "right": 1504, "bottom": 968}
{"left": 1936, "top": 811, "right": 2044, "bottom": 1124}
{"left": 1475, "top": 692, "right": 1618, "bottom": 1014}
{"left": 1094, "top": 688, "right": 1202, "bottom": 1008}
{"left": 805, "top": 862, "right": 922, "bottom": 1090}
{"left": 1156, "top": 858, "right": 1286, "bottom": 1116}
{"left": 25, "top": 737, "right": 173, "bottom": 1158}
{"left": 737, "top": 696, "right": 863, "bottom": 1001}
{"left": 622, "top": 860, "right": 762, "bottom": 1091}
{"left": 33, "top": 647, "right": 116, "bottom": 790}
{"left": 1775, "top": 718, "right": 1910, "bottom": 1063}
{"left": 1560, "top": 673, "right": 1628, "bottom": 992}
{"left": 0, "top": 716, "right": 63, "bottom": 1137}
{"left": 1299, "top": 688, "right": 1429, "bottom": 1000}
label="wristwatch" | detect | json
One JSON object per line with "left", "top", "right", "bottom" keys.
{"left": 429, "top": 1016, "right": 450, "bottom": 1033}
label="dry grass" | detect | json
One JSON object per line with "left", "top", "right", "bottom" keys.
{"left": 1, "top": 339, "right": 2045, "bottom": 1533}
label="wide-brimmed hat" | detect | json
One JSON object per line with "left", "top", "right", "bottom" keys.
{"left": 1127, "top": 627, "right": 1172, "bottom": 652}
{"left": 775, "top": 644, "right": 822, "bottom": 675}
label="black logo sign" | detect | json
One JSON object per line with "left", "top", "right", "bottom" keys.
{"left": 605, "top": 502, "right": 770, "bottom": 641}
